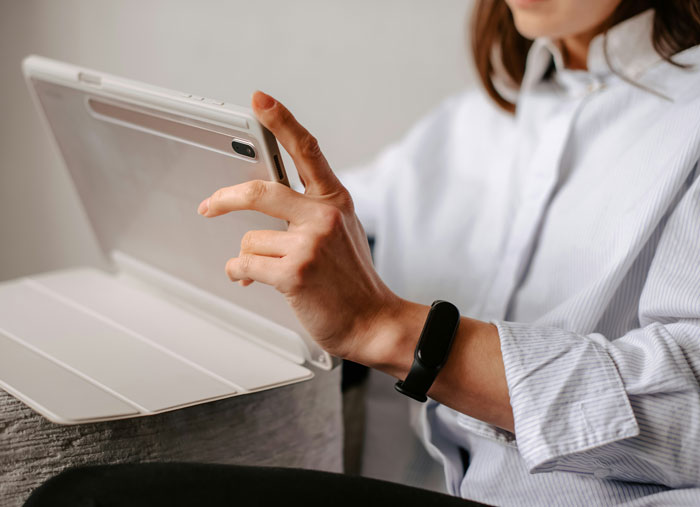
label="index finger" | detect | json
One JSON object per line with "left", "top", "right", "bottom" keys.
{"left": 198, "top": 179, "right": 313, "bottom": 223}
{"left": 251, "top": 91, "right": 342, "bottom": 196}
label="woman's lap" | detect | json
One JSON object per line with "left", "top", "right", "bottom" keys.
{"left": 23, "top": 463, "right": 483, "bottom": 507}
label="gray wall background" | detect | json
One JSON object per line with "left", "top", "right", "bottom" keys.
{"left": 0, "top": 0, "right": 477, "bottom": 490}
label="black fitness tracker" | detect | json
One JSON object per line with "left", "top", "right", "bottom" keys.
{"left": 394, "top": 300, "right": 460, "bottom": 402}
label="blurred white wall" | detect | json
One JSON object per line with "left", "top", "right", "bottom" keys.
{"left": 0, "top": 0, "right": 475, "bottom": 280}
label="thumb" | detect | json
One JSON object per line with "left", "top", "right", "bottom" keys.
{"left": 252, "top": 90, "right": 341, "bottom": 195}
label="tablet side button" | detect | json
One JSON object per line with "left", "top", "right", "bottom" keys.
{"left": 273, "top": 155, "right": 284, "bottom": 181}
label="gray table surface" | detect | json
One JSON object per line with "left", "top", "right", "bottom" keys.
{"left": 0, "top": 367, "right": 342, "bottom": 506}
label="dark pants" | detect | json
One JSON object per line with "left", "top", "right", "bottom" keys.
{"left": 24, "top": 463, "right": 485, "bottom": 506}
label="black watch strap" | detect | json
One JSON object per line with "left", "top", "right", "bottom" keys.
{"left": 394, "top": 300, "right": 460, "bottom": 402}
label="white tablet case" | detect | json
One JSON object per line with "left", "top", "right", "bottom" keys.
{"left": 0, "top": 56, "right": 332, "bottom": 425}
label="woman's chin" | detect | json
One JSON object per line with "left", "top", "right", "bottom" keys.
{"left": 511, "top": 17, "right": 559, "bottom": 40}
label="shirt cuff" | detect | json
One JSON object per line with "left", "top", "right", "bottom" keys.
{"left": 494, "top": 320, "right": 640, "bottom": 472}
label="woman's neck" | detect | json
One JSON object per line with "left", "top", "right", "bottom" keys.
{"left": 560, "top": 34, "right": 591, "bottom": 70}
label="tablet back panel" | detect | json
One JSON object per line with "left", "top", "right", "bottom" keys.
{"left": 24, "top": 58, "right": 330, "bottom": 369}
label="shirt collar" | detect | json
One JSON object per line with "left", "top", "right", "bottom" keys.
{"left": 587, "top": 8, "right": 660, "bottom": 79}
{"left": 521, "top": 9, "right": 662, "bottom": 92}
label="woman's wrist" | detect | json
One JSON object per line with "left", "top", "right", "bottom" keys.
{"left": 345, "top": 296, "right": 514, "bottom": 431}
{"left": 348, "top": 297, "right": 429, "bottom": 380}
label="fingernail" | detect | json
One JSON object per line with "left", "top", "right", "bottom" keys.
{"left": 197, "top": 198, "right": 210, "bottom": 215}
{"left": 253, "top": 90, "right": 275, "bottom": 110}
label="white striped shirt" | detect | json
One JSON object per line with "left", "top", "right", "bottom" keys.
{"left": 340, "top": 10, "right": 700, "bottom": 506}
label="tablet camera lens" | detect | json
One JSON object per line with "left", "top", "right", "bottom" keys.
{"left": 231, "top": 140, "right": 256, "bottom": 158}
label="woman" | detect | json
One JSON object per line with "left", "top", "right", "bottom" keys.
{"left": 27, "top": 0, "right": 700, "bottom": 505}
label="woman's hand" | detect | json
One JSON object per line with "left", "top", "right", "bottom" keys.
{"left": 197, "top": 91, "right": 403, "bottom": 364}
{"left": 197, "top": 91, "right": 513, "bottom": 430}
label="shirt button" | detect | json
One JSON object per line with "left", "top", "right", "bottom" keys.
{"left": 586, "top": 81, "right": 604, "bottom": 94}
{"left": 593, "top": 468, "right": 611, "bottom": 479}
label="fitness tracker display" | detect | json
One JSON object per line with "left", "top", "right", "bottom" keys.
{"left": 394, "top": 300, "right": 460, "bottom": 402}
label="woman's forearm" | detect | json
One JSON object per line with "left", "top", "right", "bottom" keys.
{"left": 354, "top": 299, "right": 515, "bottom": 433}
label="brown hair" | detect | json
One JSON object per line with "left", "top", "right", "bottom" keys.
{"left": 471, "top": 0, "right": 700, "bottom": 112}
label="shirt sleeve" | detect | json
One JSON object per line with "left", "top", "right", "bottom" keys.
{"left": 495, "top": 164, "right": 700, "bottom": 488}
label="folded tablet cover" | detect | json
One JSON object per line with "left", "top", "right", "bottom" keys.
{"left": 0, "top": 56, "right": 329, "bottom": 424}
{"left": 0, "top": 268, "right": 312, "bottom": 424}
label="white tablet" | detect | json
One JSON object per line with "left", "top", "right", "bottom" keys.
{"left": 0, "top": 55, "right": 332, "bottom": 425}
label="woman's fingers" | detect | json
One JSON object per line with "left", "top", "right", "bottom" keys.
{"left": 239, "top": 229, "right": 297, "bottom": 257}
{"left": 198, "top": 179, "right": 312, "bottom": 223}
{"left": 229, "top": 231, "right": 302, "bottom": 287}
{"left": 251, "top": 91, "right": 342, "bottom": 196}
{"left": 225, "top": 254, "right": 284, "bottom": 285}
{"left": 199, "top": 92, "right": 361, "bottom": 302}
